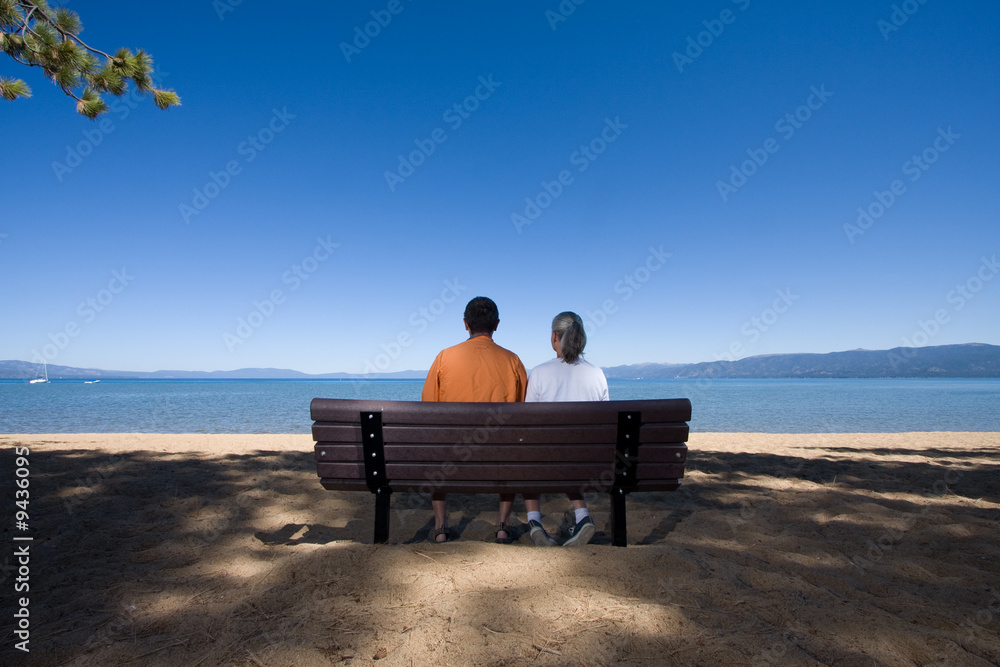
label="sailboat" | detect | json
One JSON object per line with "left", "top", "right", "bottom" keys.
{"left": 29, "top": 360, "right": 50, "bottom": 384}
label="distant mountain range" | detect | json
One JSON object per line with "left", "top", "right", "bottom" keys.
{"left": 602, "top": 343, "right": 1000, "bottom": 379}
{"left": 0, "top": 361, "right": 425, "bottom": 380}
{"left": 2, "top": 343, "right": 999, "bottom": 380}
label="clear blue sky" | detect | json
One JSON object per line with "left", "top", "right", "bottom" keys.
{"left": 2, "top": 1, "right": 998, "bottom": 374}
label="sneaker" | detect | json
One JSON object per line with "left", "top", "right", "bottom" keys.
{"left": 529, "top": 520, "right": 558, "bottom": 547}
{"left": 562, "top": 516, "right": 595, "bottom": 547}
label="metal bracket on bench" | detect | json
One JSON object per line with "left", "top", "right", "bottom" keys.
{"left": 361, "top": 411, "right": 392, "bottom": 544}
{"left": 613, "top": 410, "right": 640, "bottom": 491}
{"left": 361, "top": 411, "right": 390, "bottom": 493}
{"left": 610, "top": 410, "right": 640, "bottom": 547}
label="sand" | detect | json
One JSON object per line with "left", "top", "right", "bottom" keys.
{"left": 1, "top": 431, "right": 998, "bottom": 666}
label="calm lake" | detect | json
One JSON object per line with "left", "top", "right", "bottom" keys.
{"left": 1, "top": 378, "right": 998, "bottom": 434}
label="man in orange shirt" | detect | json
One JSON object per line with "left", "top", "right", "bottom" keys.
{"left": 422, "top": 296, "right": 527, "bottom": 542}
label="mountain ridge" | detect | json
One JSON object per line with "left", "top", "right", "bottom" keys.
{"left": 603, "top": 343, "right": 1000, "bottom": 379}
{"left": 3, "top": 343, "right": 999, "bottom": 379}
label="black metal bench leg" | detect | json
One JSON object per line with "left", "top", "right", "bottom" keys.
{"left": 374, "top": 487, "right": 391, "bottom": 544}
{"left": 610, "top": 488, "right": 628, "bottom": 547}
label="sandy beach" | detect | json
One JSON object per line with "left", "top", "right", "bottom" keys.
{"left": 1, "top": 431, "right": 998, "bottom": 666}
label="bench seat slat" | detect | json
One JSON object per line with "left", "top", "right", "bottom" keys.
{"left": 311, "top": 398, "right": 692, "bottom": 426}
{"left": 316, "top": 461, "right": 685, "bottom": 482}
{"left": 319, "top": 479, "right": 682, "bottom": 494}
{"left": 312, "top": 423, "right": 689, "bottom": 445}
{"left": 315, "top": 442, "right": 687, "bottom": 463}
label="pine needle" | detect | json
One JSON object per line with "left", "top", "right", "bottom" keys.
{"left": 532, "top": 643, "right": 562, "bottom": 656}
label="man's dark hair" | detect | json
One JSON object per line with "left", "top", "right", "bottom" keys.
{"left": 464, "top": 296, "right": 500, "bottom": 334}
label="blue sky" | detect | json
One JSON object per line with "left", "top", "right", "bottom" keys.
{"left": 2, "top": 1, "right": 998, "bottom": 374}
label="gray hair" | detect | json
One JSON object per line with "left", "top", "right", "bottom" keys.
{"left": 552, "top": 311, "right": 586, "bottom": 364}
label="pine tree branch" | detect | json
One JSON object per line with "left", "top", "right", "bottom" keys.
{"left": 60, "top": 82, "right": 82, "bottom": 103}
{"left": 2, "top": 1, "right": 180, "bottom": 116}
{"left": 22, "top": 1, "right": 113, "bottom": 60}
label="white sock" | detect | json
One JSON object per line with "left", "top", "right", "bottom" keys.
{"left": 527, "top": 511, "right": 542, "bottom": 524}
{"left": 574, "top": 508, "right": 590, "bottom": 523}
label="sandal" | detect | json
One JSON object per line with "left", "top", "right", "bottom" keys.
{"left": 434, "top": 527, "right": 451, "bottom": 543}
{"left": 495, "top": 523, "right": 512, "bottom": 544}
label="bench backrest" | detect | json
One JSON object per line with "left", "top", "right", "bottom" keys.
{"left": 311, "top": 398, "right": 691, "bottom": 495}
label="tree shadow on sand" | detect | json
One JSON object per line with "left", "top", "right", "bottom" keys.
{"left": 1, "top": 439, "right": 998, "bottom": 665}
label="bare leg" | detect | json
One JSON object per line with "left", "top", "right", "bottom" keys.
{"left": 497, "top": 494, "right": 515, "bottom": 541}
{"left": 432, "top": 493, "right": 448, "bottom": 542}
{"left": 567, "top": 492, "right": 586, "bottom": 510}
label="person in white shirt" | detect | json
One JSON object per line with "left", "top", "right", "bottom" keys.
{"left": 524, "top": 311, "right": 609, "bottom": 546}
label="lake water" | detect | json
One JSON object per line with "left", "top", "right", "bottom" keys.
{"left": 1, "top": 378, "right": 998, "bottom": 434}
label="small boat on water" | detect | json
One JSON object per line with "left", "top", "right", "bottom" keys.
{"left": 84, "top": 380, "right": 100, "bottom": 384}
{"left": 29, "top": 360, "right": 49, "bottom": 384}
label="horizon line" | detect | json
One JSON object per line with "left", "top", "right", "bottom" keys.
{"left": 2, "top": 342, "right": 997, "bottom": 377}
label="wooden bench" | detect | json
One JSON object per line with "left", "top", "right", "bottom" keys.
{"left": 311, "top": 397, "right": 691, "bottom": 546}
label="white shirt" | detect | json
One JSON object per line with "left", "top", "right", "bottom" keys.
{"left": 525, "top": 357, "right": 610, "bottom": 402}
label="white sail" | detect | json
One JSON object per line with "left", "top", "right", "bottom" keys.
{"left": 29, "top": 360, "right": 50, "bottom": 384}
